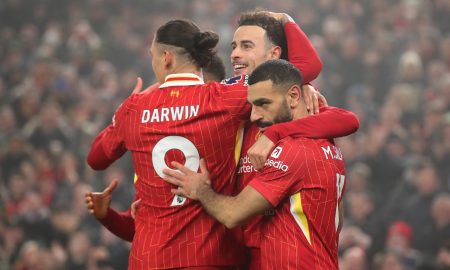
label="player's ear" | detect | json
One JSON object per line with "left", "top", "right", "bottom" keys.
{"left": 269, "top": 45, "right": 282, "bottom": 59}
{"left": 163, "top": 50, "right": 174, "bottom": 69}
{"left": 287, "top": 84, "right": 302, "bottom": 108}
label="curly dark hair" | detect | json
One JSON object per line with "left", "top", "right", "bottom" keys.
{"left": 238, "top": 11, "right": 288, "bottom": 60}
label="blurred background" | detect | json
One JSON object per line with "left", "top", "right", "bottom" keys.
{"left": 1, "top": 0, "right": 450, "bottom": 269}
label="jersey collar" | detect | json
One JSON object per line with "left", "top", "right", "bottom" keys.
{"left": 159, "top": 73, "right": 204, "bottom": 88}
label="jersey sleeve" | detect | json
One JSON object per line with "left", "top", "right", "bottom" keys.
{"left": 99, "top": 207, "right": 135, "bottom": 242}
{"left": 213, "top": 76, "right": 252, "bottom": 120}
{"left": 285, "top": 22, "right": 322, "bottom": 84}
{"left": 248, "top": 141, "right": 305, "bottom": 207}
{"left": 87, "top": 95, "right": 136, "bottom": 170}
{"left": 263, "top": 106, "right": 360, "bottom": 143}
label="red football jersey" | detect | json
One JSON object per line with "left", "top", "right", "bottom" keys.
{"left": 249, "top": 137, "right": 346, "bottom": 270}
{"left": 89, "top": 73, "right": 250, "bottom": 269}
{"left": 237, "top": 106, "right": 357, "bottom": 251}
{"left": 236, "top": 123, "right": 262, "bottom": 247}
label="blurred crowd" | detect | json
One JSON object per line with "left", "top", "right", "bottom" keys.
{"left": 1, "top": 0, "right": 450, "bottom": 269}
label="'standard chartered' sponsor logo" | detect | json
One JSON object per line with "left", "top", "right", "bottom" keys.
{"left": 237, "top": 155, "right": 258, "bottom": 174}
{"left": 238, "top": 148, "right": 289, "bottom": 173}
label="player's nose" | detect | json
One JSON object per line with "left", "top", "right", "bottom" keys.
{"left": 230, "top": 47, "right": 241, "bottom": 60}
{"left": 250, "top": 107, "right": 262, "bottom": 123}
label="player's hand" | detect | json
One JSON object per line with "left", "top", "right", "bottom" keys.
{"left": 265, "top": 12, "right": 295, "bottom": 25}
{"left": 131, "top": 198, "right": 141, "bottom": 219}
{"left": 248, "top": 134, "right": 274, "bottom": 171}
{"left": 162, "top": 159, "right": 211, "bottom": 200}
{"left": 302, "top": 84, "right": 327, "bottom": 115}
{"left": 132, "top": 78, "right": 160, "bottom": 95}
{"left": 85, "top": 179, "right": 118, "bottom": 219}
{"left": 131, "top": 77, "right": 143, "bottom": 94}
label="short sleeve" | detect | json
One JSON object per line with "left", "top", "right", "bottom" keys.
{"left": 211, "top": 76, "right": 251, "bottom": 120}
{"left": 87, "top": 94, "right": 137, "bottom": 169}
{"left": 249, "top": 140, "right": 305, "bottom": 207}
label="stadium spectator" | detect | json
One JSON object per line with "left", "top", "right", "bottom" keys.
{"left": 1, "top": 0, "right": 449, "bottom": 268}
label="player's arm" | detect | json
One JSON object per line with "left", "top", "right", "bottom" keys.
{"left": 163, "top": 160, "right": 272, "bottom": 229}
{"left": 275, "top": 12, "right": 322, "bottom": 83}
{"left": 87, "top": 124, "right": 127, "bottom": 170}
{"left": 193, "top": 184, "right": 270, "bottom": 229}
{"left": 87, "top": 79, "right": 145, "bottom": 170}
{"left": 248, "top": 91, "right": 359, "bottom": 170}
{"left": 85, "top": 180, "right": 136, "bottom": 242}
{"left": 99, "top": 208, "right": 135, "bottom": 242}
{"left": 263, "top": 104, "right": 360, "bottom": 142}
{"left": 215, "top": 76, "right": 252, "bottom": 121}
{"left": 269, "top": 12, "right": 324, "bottom": 114}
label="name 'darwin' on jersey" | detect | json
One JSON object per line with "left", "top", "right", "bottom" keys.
{"left": 141, "top": 105, "right": 199, "bottom": 123}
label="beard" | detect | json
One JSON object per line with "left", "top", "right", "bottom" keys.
{"left": 256, "top": 99, "right": 293, "bottom": 128}
{"left": 255, "top": 119, "right": 273, "bottom": 128}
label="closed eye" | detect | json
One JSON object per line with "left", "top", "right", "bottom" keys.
{"left": 253, "top": 99, "right": 272, "bottom": 107}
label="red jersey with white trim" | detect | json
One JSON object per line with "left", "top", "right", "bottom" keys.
{"left": 89, "top": 73, "right": 250, "bottom": 269}
{"left": 236, "top": 106, "right": 357, "bottom": 252}
{"left": 233, "top": 21, "right": 324, "bottom": 258}
{"left": 249, "top": 137, "right": 346, "bottom": 270}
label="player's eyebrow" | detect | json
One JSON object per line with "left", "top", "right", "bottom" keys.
{"left": 240, "top": 40, "right": 255, "bottom": 47}
{"left": 231, "top": 40, "right": 255, "bottom": 47}
{"left": 253, "top": 98, "right": 272, "bottom": 106}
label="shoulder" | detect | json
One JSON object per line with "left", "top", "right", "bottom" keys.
{"left": 220, "top": 75, "right": 249, "bottom": 86}
{"left": 280, "top": 137, "right": 334, "bottom": 149}
{"left": 272, "top": 137, "right": 335, "bottom": 162}
{"left": 263, "top": 138, "right": 306, "bottom": 172}
{"left": 215, "top": 75, "right": 249, "bottom": 92}
{"left": 273, "top": 136, "right": 317, "bottom": 155}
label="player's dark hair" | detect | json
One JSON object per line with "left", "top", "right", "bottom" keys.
{"left": 238, "top": 11, "right": 288, "bottom": 60}
{"left": 248, "top": 59, "right": 303, "bottom": 90}
{"left": 203, "top": 55, "right": 226, "bottom": 82}
{"left": 156, "top": 19, "right": 219, "bottom": 68}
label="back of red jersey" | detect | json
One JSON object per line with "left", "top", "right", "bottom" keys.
{"left": 249, "top": 137, "right": 346, "bottom": 270}
{"left": 113, "top": 74, "right": 250, "bottom": 269}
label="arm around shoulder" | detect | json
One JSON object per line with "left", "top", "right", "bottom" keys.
{"left": 197, "top": 185, "right": 272, "bottom": 229}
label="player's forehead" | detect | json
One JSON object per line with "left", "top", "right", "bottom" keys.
{"left": 232, "top": 25, "right": 267, "bottom": 45}
{"left": 248, "top": 80, "right": 275, "bottom": 100}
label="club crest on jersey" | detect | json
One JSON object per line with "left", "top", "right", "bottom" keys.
{"left": 221, "top": 75, "right": 248, "bottom": 86}
{"left": 170, "top": 90, "right": 180, "bottom": 98}
{"left": 271, "top": 146, "right": 283, "bottom": 158}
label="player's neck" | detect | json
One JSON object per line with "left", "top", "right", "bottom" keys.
{"left": 170, "top": 62, "right": 202, "bottom": 78}
{"left": 291, "top": 105, "right": 309, "bottom": 121}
